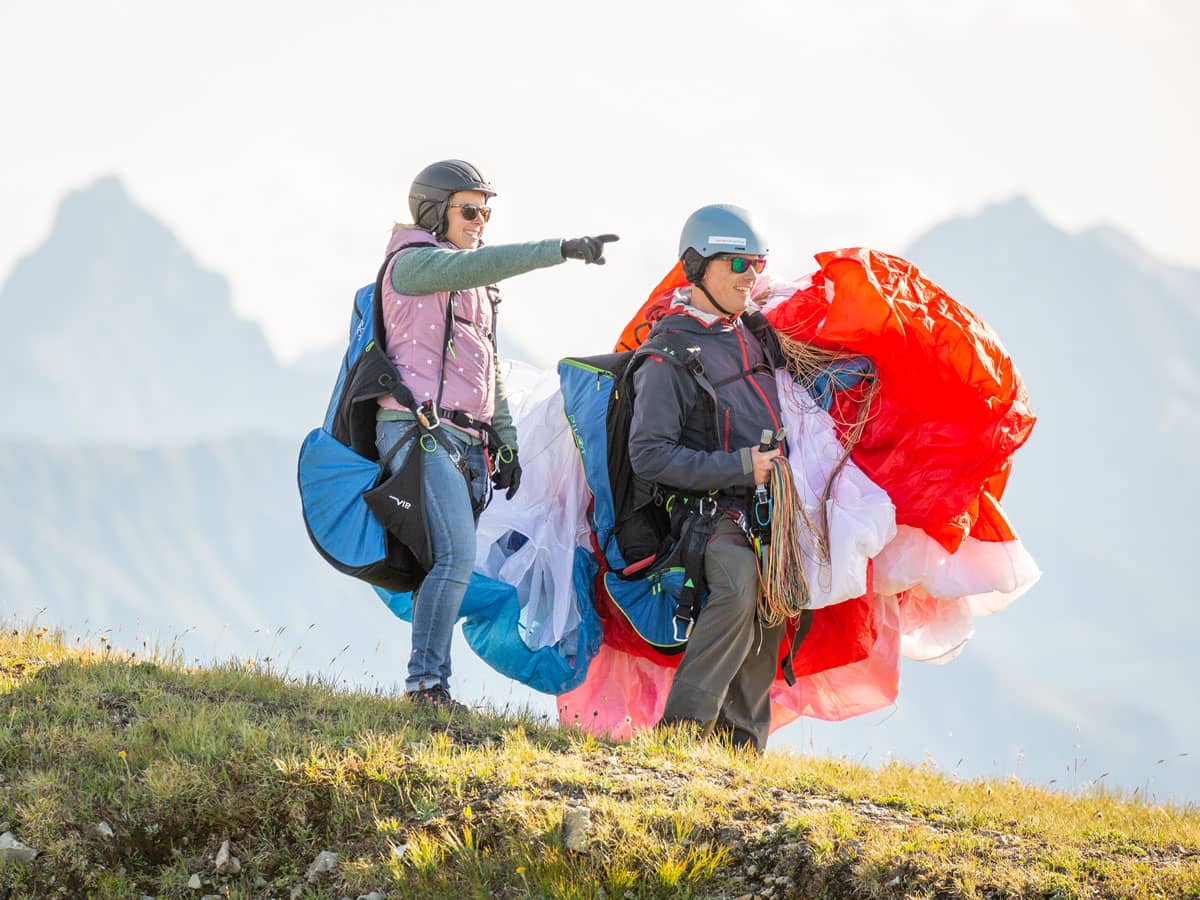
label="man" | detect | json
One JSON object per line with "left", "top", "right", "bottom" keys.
{"left": 628, "top": 203, "right": 784, "bottom": 751}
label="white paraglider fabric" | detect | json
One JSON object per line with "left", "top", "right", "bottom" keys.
{"left": 469, "top": 360, "right": 1041, "bottom": 705}
{"left": 875, "top": 524, "right": 1042, "bottom": 663}
{"left": 474, "top": 361, "right": 591, "bottom": 654}
{"left": 774, "top": 373, "right": 896, "bottom": 609}
{"left": 874, "top": 524, "right": 1041, "bottom": 612}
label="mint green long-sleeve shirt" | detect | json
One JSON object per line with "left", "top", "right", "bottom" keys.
{"left": 390, "top": 239, "right": 565, "bottom": 295}
{"left": 379, "top": 237, "right": 565, "bottom": 448}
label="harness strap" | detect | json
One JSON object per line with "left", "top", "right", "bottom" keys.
{"left": 780, "top": 608, "right": 814, "bottom": 686}
{"left": 378, "top": 425, "right": 419, "bottom": 471}
{"left": 412, "top": 404, "right": 504, "bottom": 449}
{"left": 634, "top": 331, "right": 722, "bottom": 452}
{"left": 374, "top": 242, "right": 504, "bottom": 434}
{"left": 672, "top": 504, "right": 720, "bottom": 642}
{"left": 375, "top": 243, "right": 500, "bottom": 517}
{"left": 741, "top": 309, "right": 786, "bottom": 369}
{"left": 372, "top": 242, "right": 438, "bottom": 412}
{"left": 485, "top": 284, "right": 501, "bottom": 354}
{"left": 433, "top": 289, "right": 457, "bottom": 410}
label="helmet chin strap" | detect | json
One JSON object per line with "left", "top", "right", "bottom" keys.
{"left": 433, "top": 201, "right": 448, "bottom": 240}
{"left": 695, "top": 281, "right": 739, "bottom": 318}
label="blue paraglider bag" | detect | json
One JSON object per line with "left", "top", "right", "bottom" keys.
{"left": 297, "top": 246, "right": 438, "bottom": 593}
{"left": 298, "top": 424, "right": 431, "bottom": 593}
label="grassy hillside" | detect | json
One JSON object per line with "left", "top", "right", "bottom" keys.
{"left": 1, "top": 627, "right": 1197, "bottom": 899}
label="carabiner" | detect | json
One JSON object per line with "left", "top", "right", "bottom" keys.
{"left": 415, "top": 402, "right": 441, "bottom": 430}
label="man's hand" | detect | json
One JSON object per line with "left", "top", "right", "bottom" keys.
{"left": 491, "top": 446, "right": 522, "bottom": 500}
{"left": 561, "top": 234, "right": 619, "bottom": 265}
{"left": 750, "top": 446, "right": 781, "bottom": 485}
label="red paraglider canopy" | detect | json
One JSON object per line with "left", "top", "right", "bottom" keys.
{"left": 615, "top": 249, "right": 1036, "bottom": 552}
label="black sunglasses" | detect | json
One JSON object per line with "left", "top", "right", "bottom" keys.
{"left": 448, "top": 203, "right": 492, "bottom": 222}
{"left": 725, "top": 255, "right": 767, "bottom": 274}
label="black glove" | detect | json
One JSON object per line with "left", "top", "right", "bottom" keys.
{"left": 491, "top": 445, "right": 522, "bottom": 500}
{"left": 561, "top": 234, "right": 619, "bottom": 265}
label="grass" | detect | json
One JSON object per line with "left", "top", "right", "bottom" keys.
{"left": 1, "top": 625, "right": 1198, "bottom": 899}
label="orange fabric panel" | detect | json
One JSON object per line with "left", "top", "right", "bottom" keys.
{"left": 614, "top": 261, "right": 689, "bottom": 352}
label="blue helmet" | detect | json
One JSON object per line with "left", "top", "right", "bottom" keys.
{"left": 678, "top": 203, "right": 769, "bottom": 264}
{"left": 408, "top": 159, "right": 496, "bottom": 237}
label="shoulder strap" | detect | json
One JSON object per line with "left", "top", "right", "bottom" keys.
{"left": 740, "top": 309, "right": 785, "bottom": 369}
{"left": 631, "top": 329, "right": 721, "bottom": 452}
{"left": 370, "top": 241, "right": 443, "bottom": 412}
{"left": 633, "top": 329, "right": 703, "bottom": 376}
{"left": 485, "top": 284, "right": 501, "bottom": 355}
{"left": 373, "top": 241, "right": 438, "bottom": 306}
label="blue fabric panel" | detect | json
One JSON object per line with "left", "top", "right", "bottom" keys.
{"left": 374, "top": 548, "right": 603, "bottom": 696}
{"left": 805, "top": 355, "right": 876, "bottom": 412}
{"left": 298, "top": 428, "right": 387, "bottom": 568}
{"left": 602, "top": 566, "right": 699, "bottom": 650}
{"left": 557, "top": 360, "right": 625, "bottom": 569}
{"left": 323, "top": 284, "right": 376, "bottom": 432}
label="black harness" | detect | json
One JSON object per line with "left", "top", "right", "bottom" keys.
{"left": 627, "top": 312, "right": 812, "bottom": 683}
{"left": 371, "top": 244, "right": 507, "bottom": 517}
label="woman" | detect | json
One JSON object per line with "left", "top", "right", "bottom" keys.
{"left": 378, "top": 158, "right": 616, "bottom": 708}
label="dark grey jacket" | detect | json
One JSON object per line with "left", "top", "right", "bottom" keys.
{"left": 628, "top": 295, "right": 784, "bottom": 494}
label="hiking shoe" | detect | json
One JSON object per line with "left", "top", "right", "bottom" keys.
{"left": 405, "top": 684, "right": 469, "bottom": 713}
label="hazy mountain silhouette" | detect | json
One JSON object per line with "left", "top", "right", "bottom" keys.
{"left": 0, "top": 177, "right": 324, "bottom": 442}
{"left": 0, "top": 176, "right": 537, "bottom": 444}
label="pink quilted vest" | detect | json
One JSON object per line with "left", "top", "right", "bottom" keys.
{"left": 377, "top": 227, "right": 495, "bottom": 422}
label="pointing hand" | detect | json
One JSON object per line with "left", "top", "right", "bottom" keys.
{"left": 561, "top": 234, "right": 619, "bottom": 265}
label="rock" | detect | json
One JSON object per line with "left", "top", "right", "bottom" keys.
{"left": 215, "top": 839, "right": 241, "bottom": 875}
{"left": 0, "top": 831, "right": 38, "bottom": 863}
{"left": 253, "top": 875, "right": 268, "bottom": 888}
{"left": 357, "top": 894, "right": 387, "bottom": 900}
{"left": 562, "top": 805, "right": 592, "bottom": 852}
{"left": 391, "top": 843, "right": 408, "bottom": 859}
{"left": 306, "top": 850, "right": 340, "bottom": 879}
{"left": 98, "top": 821, "right": 115, "bottom": 838}
{"left": 187, "top": 873, "right": 202, "bottom": 889}
{"left": 201, "top": 895, "right": 224, "bottom": 900}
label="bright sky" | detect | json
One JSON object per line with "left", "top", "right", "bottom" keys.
{"left": 2, "top": 0, "right": 1197, "bottom": 365}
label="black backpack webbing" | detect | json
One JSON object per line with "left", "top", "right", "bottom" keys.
{"left": 606, "top": 332, "right": 722, "bottom": 578}
{"left": 619, "top": 313, "right": 813, "bottom": 682}
{"left": 368, "top": 244, "right": 505, "bottom": 450}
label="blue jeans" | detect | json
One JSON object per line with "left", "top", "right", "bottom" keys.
{"left": 376, "top": 421, "right": 491, "bottom": 693}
